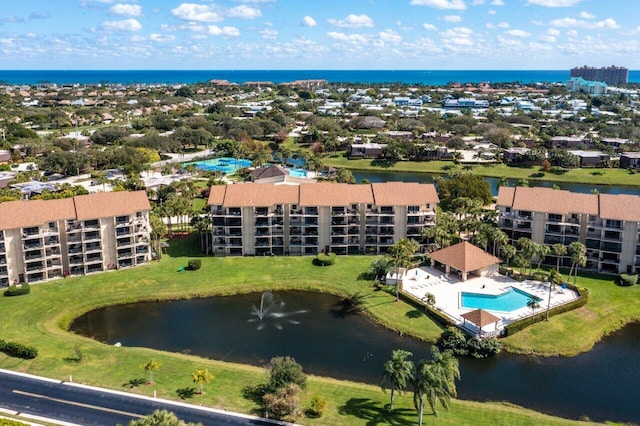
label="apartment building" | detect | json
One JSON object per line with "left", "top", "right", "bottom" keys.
{"left": 496, "top": 186, "right": 640, "bottom": 275}
{"left": 0, "top": 191, "right": 152, "bottom": 286}
{"left": 208, "top": 182, "right": 439, "bottom": 256}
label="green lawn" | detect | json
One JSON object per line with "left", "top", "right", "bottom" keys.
{"left": 322, "top": 155, "right": 640, "bottom": 187}
{"left": 0, "top": 234, "right": 629, "bottom": 425}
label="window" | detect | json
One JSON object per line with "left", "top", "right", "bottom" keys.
{"left": 49, "top": 222, "right": 56, "bottom": 229}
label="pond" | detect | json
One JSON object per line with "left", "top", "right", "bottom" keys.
{"left": 70, "top": 291, "right": 640, "bottom": 423}
{"left": 351, "top": 170, "right": 640, "bottom": 196}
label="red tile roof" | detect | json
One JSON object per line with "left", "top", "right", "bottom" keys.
{"left": 428, "top": 241, "right": 500, "bottom": 273}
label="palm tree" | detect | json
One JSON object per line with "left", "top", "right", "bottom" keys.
{"left": 501, "top": 244, "right": 516, "bottom": 273}
{"left": 527, "top": 298, "right": 541, "bottom": 323}
{"left": 567, "top": 241, "right": 587, "bottom": 284}
{"left": 149, "top": 212, "right": 167, "bottom": 260}
{"left": 412, "top": 348, "right": 459, "bottom": 425}
{"left": 546, "top": 268, "right": 562, "bottom": 321}
{"left": 422, "top": 292, "right": 436, "bottom": 306}
{"left": 535, "top": 244, "right": 550, "bottom": 271}
{"left": 141, "top": 359, "right": 161, "bottom": 385}
{"left": 552, "top": 243, "right": 567, "bottom": 273}
{"left": 379, "top": 350, "right": 414, "bottom": 410}
{"left": 387, "top": 238, "right": 419, "bottom": 302}
{"left": 192, "top": 369, "right": 214, "bottom": 394}
{"left": 518, "top": 237, "right": 536, "bottom": 275}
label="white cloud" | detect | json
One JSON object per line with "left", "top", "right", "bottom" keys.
{"left": 498, "top": 21, "right": 509, "bottom": 28}
{"left": 109, "top": 4, "right": 142, "bottom": 17}
{"left": 566, "top": 29, "right": 578, "bottom": 37}
{"left": 328, "top": 14, "right": 374, "bottom": 28}
{"left": 547, "top": 28, "right": 560, "bottom": 36}
{"left": 301, "top": 16, "right": 317, "bottom": 27}
{"left": 550, "top": 17, "right": 619, "bottom": 29}
{"left": 488, "top": 9, "right": 496, "bottom": 15}
{"left": 150, "top": 33, "right": 176, "bottom": 43}
{"left": 506, "top": 29, "right": 531, "bottom": 37}
{"left": 227, "top": 5, "right": 261, "bottom": 19}
{"left": 172, "top": 3, "right": 223, "bottom": 23}
{"left": 579, "top": 11, "right": 594, "bottom": 19}
{"left": 327, "top": 31, "right": 367, "bottom": 44}
{"left": 101, "top": 18, "right": 141, "bottom": 31}
{"left": 471, "top": 0, "right": 484, "bottom": 5}
{"left": 379, "top": 29, "right": 402, "bottom": 43}
{"left": 423, "top": 23, "right": 438, "bottom": 31}
{"left": 491, "top": 0, "right": 504, "bottom": 5}
{"left": 528, "top": 0, "right": 582, "bottom": 6}
{"left": 208, "top": 25, "right": 240, "bottom": 37}
{"left": 440, "top": 26, "right": 474, "bottom": 45}
{"left": 540, "top": 35, "right": 555, "bottom": 43}
{"left": 443, "top": 15, "right": 462, "bottom": 23}
{"left": 259, "top": 29, "right": 278, "bottom": 39}
{"left": 410, "top": 0, "right": 467, "bottom": 10}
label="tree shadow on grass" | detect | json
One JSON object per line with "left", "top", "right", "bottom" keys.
{"left": 405, "top": 309, "right": 423, "bottom": 319}
{"left": 242, "top": 384, "right": 268, "bottom": 416}
{"left": 122, "top": 378, "right": 146, "bottom": 389}
{"left": 176, "top": 387, "right": 198, "bottom": 400}
{"left": 339, "top": 398, "right": 415, "bottom": 426}
{"left": 371, "top": 159, "right": 397, "bottom": 168}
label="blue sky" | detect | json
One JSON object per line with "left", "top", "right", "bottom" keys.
{"left": 0, "top": 0, "right": 638, "bottom": 70}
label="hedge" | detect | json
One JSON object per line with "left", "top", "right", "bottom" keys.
{"left": 504, "top": 286, "right": 589, "bottom": 336}
{"left": 3, "top": 283, "right": 30, "bottom": 297}
{"left": 399, "top": 289, "right": 454, "bottom": 328}
{"left": 617, "top": 273, "right": 638, "bottom": 287}
{"left": 313, "top": 252, "right": 336, "bottom": 266}
{"left": 0, "top": 339, "right": 38, "bottom": 359}
{"left": 187, "top": 259, "right": 202, "bottom": 270}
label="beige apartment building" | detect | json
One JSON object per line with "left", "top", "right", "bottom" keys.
{"left": 0, "top": 191, "right": 152, "bottom": 286}
{"left": 496, "top": 186, "right": 640, "bottom": 274}
{"left": 208, "top": 182, "right": 439, "bottom": 256}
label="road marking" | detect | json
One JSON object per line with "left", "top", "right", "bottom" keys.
{"left": 12, "top": 390, "right": 144, "bottom": 419}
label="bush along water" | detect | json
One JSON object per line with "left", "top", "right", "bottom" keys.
{"left": 437, "top": 327, "right": 501, "bottom": 358}
{"left": 3, "top": 283, "right": 30, "bottom": 297}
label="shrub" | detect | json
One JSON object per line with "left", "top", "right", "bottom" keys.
{"left": 0, "top": 339, "right": 38, "bottom": 359}
{"left": 4, "top": 283, "right": 30, "bottom": 297}
{"left": 187, "top": 259, "right": 201, "bottom": 270}
{"left": 265, "top": 356, "right": 307, "bottom": 392}
{"left": 306, "top": 394, "right": 327, "bottom": 418}
{"left": 313, "top": 252, "right": 336, "bottom": 266}
{"left": 263, "top": 383, "right": 302, "bottom": 421}
{"left": 617, "top": 273, "right": 638, "bottom": 287}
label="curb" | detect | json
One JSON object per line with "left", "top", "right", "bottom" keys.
{"left": 0, "top": 369, "right": 295, "bottom": 426}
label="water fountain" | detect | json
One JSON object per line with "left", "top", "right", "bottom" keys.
{"left": 248, "top": 291, "right": 307, "bottom": 330}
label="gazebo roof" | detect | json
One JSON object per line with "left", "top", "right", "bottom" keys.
{"left": 428, "top": 241, "right": 500, "bottom": 273}
{"left": 461, "top": 309, "right": 500, "bottom": 328}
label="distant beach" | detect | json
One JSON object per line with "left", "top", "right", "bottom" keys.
{"left": 1, "top": 69, "right": 638, "bottom": 86}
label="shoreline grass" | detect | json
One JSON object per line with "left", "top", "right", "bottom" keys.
{"left": 322, "top": 155, "right": 640, "bottom": 187}
{"left": 0, "top": 234, "right": 634, "bottom": 425}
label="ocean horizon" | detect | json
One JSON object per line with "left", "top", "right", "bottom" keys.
{"left": 1, "top": 69, "right": 639, "bottom": 86}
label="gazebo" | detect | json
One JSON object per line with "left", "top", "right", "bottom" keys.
{"left": 461, "top": 309, "right": 501, "bottom": 337}
{"left": 427, "top": 241, "right": 501, "bottom": 281}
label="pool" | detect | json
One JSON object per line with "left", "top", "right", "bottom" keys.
{"left": 461, "top": 287, "right": 541, "bottom": 312}
{"left": 287, "top": 168, "right": 307, "bottom": 178}
{"left": 185, "top": 157, "right": 252, "bottom": 174}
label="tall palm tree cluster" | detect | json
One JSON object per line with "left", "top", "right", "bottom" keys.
{"left": 380, "top": 348, "right": 460, "bottom": 426}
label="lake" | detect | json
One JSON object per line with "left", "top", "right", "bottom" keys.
{"left": 70, "top": 291, "right": 640, "bottom": 423}
{"left": 351, "top": 170, "right": 640, "bottom": 196}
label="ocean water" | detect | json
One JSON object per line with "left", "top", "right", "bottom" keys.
{"left": 1, "top": 69, "right": 638, "bottom": 86}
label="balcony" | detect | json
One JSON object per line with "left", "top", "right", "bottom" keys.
{"left": 255, "top": 207, "right": 269, "bottom": 216}
{"left": 25, "top": 262, "right": 45, "bottom": 272}
{"left": 22, "top": 227, "right": 40, "bottom": 238}
{"left": 0, "top": 255, "right": 6, "bottom": 265}
{"left": 45, "top": 236, "right": 60, "bottom": 246}
{"left": 84, "top": 220, "right": 101, "bottom": 230}
{"left": 379, "top": 207, "right": 395, "bottom": 215}
{"left": 304, "top": 207, "right": 318, "bottom": 216}
{"left": 0, "top": 242, "right": 4, "bottom": 253}
{"left": 23, "top": 241, "right": 43, "bottom": 250}
{"left": 85, "top": 253, "right": 103, "bottom": 263}
{"left": 255, "top": 218, "right": 269, "bottom": 227}
{"left": 86, "top": 264, "right": 104, "bottom": 274}
{"left": 69, "top": 256, "right": 84, "bottom": 265}
{"left": 83, "top": 231, "right": 101, "bottom": 241}
{"left": 136, "top": 246, "right": 149, "bottom": 254}
{"left": 117, "top": 238, "right": 133, "bottom": 247}
{"left": 116, "top": 228, "right": 132, "bottom": 237}
{"left": 85, "top": 243, "right": 102, "bottom": 252}
{"left": 600, "top": 242, "right": 622, "bottom": 253}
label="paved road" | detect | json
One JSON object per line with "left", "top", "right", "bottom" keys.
{"left": 0, "top": 370, "right": 282, "bottom": 426}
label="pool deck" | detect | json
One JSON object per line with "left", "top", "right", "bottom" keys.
{"left": 401, "top": 266, "right": 580, "bottom": 336}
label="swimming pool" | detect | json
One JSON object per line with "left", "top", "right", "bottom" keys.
{"left": 287, "top": 168, "right": 307, "bottom": 178}
{"left": 461, "top": 287, "right": 541, "bottom": 312}
{"left": 186, "top": 157, "right": 252, "bottom": 174}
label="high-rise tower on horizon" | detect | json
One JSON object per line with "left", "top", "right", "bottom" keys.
{"left": 570, "top": 65, "right": 628, "bottom": 85}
